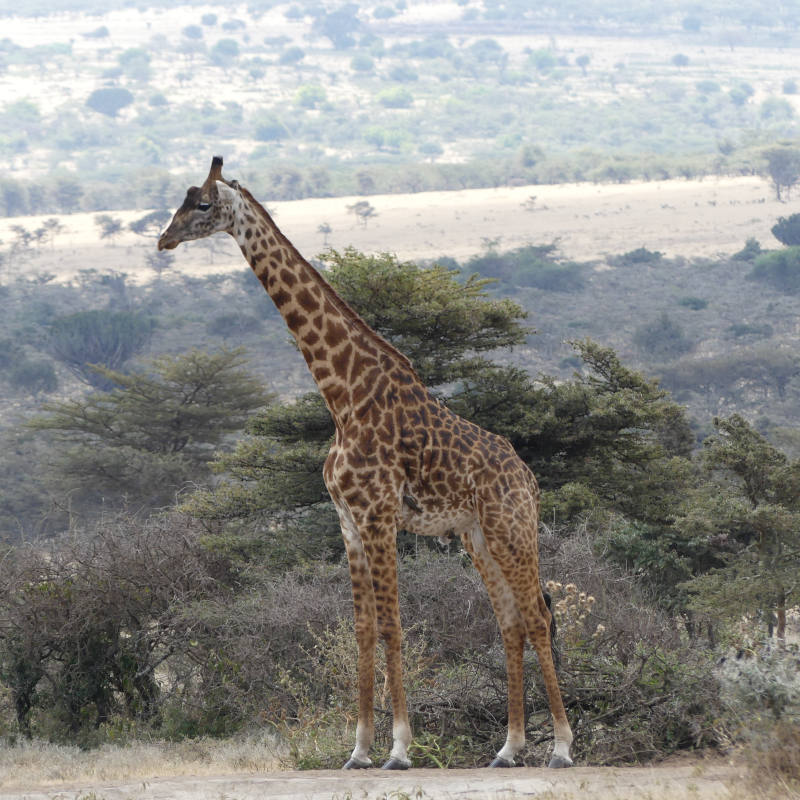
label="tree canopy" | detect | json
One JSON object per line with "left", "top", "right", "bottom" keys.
{"left": 48, "top": 310, "right": 154, "bottom": 389}
{"left": 29, "top": 348, "right": 270, "bottom": 514}
{"left": 680, "top": 415, "right": 800, "bottom": 640}
{"left": 323, "top": 248, "right": 530, "bottom": 386}
{"left": 186, "top": 252, "right": 696, "bottom": 569}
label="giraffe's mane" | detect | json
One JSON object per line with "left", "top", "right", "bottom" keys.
{"left": 237, "top": 184, "right": 422, "bottom": 382}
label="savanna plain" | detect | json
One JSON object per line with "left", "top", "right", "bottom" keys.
{"left": 0, "top": 1, "right": 799, "bottom": 799}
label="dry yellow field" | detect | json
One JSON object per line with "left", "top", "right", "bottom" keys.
{"left": 1, "top": 174, "right": 794, "bottom": 287}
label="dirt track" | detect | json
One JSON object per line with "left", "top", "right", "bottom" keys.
{"left": 1, "top": 762, "right": 741, "bottom": 800}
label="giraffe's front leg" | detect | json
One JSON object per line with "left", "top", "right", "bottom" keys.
{"left": 331, "top": 494, "right": 379, "bottom": 770}
{"left": 332, "top": 485, "right": 412, "bottom": 770}
{"left": 364, "top": 534, "right": 412, "bottom": 770}
{"left": 341, "top": 535, "right": 378, "bottom": 770}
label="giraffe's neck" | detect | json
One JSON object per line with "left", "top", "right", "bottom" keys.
{"left": 230, "top": 188, "right": 419, "bottom": 428}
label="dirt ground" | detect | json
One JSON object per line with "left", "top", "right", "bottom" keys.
{"left": 0, "top": 760, "right": 742, "bottom": 800}
{"left": 1, "top": 174, "right": 792, "bottom": 287}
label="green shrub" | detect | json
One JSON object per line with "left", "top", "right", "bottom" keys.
{"left": 117, "top": 48, "right": 151, "bottom": 82}
{"left": 728, "top": 322, "right": 773, "bottom": 339}
{"left": 469, "top": 38, "right": 505, "bottom": 64}
{"left": 210, "top": 39, "right": 240, "bottom": 65}
{"left": 719, "top": 649, "right": 800, "bottom": 724}
{"left": 376, "top": 87, "right": 413, "bottom": 108}
{"left": 771, "top": 214, "right": 800, "bottom": 246}
{"left": 529, "top": 48, "right": 556, "bottom": 73}
{"left": 633, "top": 312, "right": 694, "bottom": 360}
{"left": 760, "top": 97, "right": 794, "bottom": 121}
{"left": 8, "top": 359, "right": 58, "bottom": 396}
{"left": 419, "top": 141, "right": 444, "bottom": 158}
{"left": 0, "top": 337, "right": 23, "bottom": 370}
{"left": 206, "top": 312, "right": 263, "bottom": 338}
{"left": 614, "top": 247, "right": 663, "bottom": 266}
{"left": 677, "top": 296, "right": 708, "bottom": 310}
{"left": 388, "top": 64, "right": 418, "bottom": 82}
{"left": 733, "top": 237, "right": 762, "bottom": 261}
{"left": 729, "top": 87, "right": 750, "bottom": 106}
{"left": 465, "top": 244, "right": 585, "bottom": 291}
{"left": 747, "top": 247, "right": 800, "bottom": 293}
{"left": 295, "top": 84, "right": 326, "bottom": 108}
{"left": 254, "top": 115, "right": 288, "bottom": 141}
{"left": 696, "top": 79, "right": 720, "bottom": 94}
{"left": 350, "top": 53, "right": 374, "bottom": 72}
{"left": 48, "top": 310, "right": 154, "bottom": 389}
{"left": 278, "top": 46, "right": 305, "bottom": 65}
{"left": 85, "top": 87, "right": 134, "bottom": 118}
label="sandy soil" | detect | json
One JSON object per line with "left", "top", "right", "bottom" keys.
{"left": 1, "top": 174, "right": 793, "bottom": 287}
{"left": 0, "top": 761, "right": 743, "bottom": 800}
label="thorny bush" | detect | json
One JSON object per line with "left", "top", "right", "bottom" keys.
{"left": 0, "top": 517, "right": 728, "bottom": 765}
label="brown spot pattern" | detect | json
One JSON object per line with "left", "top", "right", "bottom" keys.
{"left": 212, "top": 176, "right": 573, "bottom": 772}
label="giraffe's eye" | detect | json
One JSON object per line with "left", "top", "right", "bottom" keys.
{"left": 197, "top": 202, "right": 211, "bottom": 212}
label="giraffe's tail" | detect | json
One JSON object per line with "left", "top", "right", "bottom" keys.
{"left": 543, "top": 591, "right": 561, "bottom": 671}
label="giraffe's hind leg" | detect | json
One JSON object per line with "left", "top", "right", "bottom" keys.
{"left": 461, "top": 526, "right": 527, "bottom": 767}
{"left": 471, "top": 491, "right": 574, "bottom": 768}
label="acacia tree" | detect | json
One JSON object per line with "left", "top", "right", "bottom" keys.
{"left": 29, "top": 349, "right": 270, "bottom": 515}
{"left": 764, "top": 146, "right": 800, "bottom": 201}
{"left": 129, "top": 209, "right": 172, "bottom": 239}
{"left": 186, "top": 250, "right": 530, "bottom": 561}
{"left": 186, "top": 251, "right": 695, "bottom": 571}
{"left": 346, "top": 200, "right": 377, "bottom": 228}
{"left": 323, "top": 248, "right": 529, "bottom": 386}
{"left": 771, "top": 213, "right": 800, "bottom": 246}
{"left": 680, "top": 415, "right": 800, "bottom": 643}
{"left": 94, "top": 213, "right": 124, "bottom": 244}
{"left": 86, "top": 87, "right": 134, "bottom": 118}
{"left": 48, "top": 310, "right": 154, "bottom": 389}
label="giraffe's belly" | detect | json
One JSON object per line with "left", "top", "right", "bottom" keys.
{"left": 396, "top": 487, "right": 476, "bottom": 539}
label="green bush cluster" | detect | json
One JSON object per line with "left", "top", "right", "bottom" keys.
{"left": 463, "top": 244, "right": 586, "bottom": 291}
{"left": 748, "top": 247, "right": 800, "bottom": 293}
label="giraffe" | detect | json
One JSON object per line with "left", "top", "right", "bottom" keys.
{"left": 158, "top": 156, "right": 573, "bottom": 771}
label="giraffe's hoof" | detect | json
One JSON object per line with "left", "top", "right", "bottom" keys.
{"left": 343, "top": 758, "right": 372, "bottom": 769}
{"left": 381, "top": 758, "right": 411, "bottom": 770}
{"left": 548, "top": 755, "right": 574, "bottom": 769}
{"left": 489, "top": 757, "right": 514, "bottom": 768}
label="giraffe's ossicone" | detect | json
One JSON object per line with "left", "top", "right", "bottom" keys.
{"left": 159, "top": 157, "right": 574, "bottom": 771}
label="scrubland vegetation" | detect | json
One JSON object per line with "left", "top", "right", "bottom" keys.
{"left": 1, "top": 0, "right": 800, "bottom": 214}
{"left": 1, "top": 246, "right": 799, "bottom": 788}
{"left": 0, "top": 0, "right": 799, "bottom": 793}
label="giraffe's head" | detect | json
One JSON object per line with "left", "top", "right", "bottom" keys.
{"left": 157, "top": 156, "right": 239, "bottom": 250}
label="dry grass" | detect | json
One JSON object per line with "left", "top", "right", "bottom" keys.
{"left": 742, "top": 722, "right": 800, "bottom": 800}
{"left": 0, "top": 733, "right": 285, "bottom": 790}
{"left": 0, "top": 175, "right": 782, "bottom": 288}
